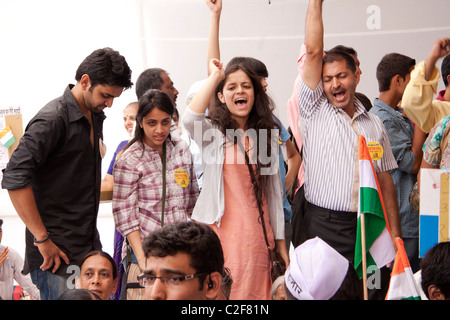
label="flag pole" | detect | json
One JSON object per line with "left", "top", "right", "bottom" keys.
{"left": 360, "top": 212, "right": 368, "bottom": 300}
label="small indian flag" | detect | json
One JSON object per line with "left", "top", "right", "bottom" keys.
{"left": 385, "top": 238, "right": 421, "bottom": 300}
{"left": 0, "top": 125, "right": 15, "bottom": 148}
{"left": 354, "top": 135, "right": 396, "bottom": 278}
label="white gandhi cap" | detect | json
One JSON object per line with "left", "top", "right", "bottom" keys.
{"left": 285, "top": 237, "right": 349, "bottom": 300}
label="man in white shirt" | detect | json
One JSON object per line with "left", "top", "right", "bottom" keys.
{"left": 297, "top": 0, "right": 401, "bottom": 262}
{"left": 0, "top": 219, "right": 40, "bottom": 300}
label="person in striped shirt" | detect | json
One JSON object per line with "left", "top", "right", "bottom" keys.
{"left": 295, "top": 0, "right": 402, "bottom": 264}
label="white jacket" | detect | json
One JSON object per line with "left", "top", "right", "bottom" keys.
{"left": 182, "top": 108, "right": 285, "bottom": 240}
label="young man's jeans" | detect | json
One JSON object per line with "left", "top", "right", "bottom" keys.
{"left": 30, "top": 269, "right": 68, "bottom": 300}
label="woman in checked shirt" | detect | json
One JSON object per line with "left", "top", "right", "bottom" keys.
{"left": 112, "top": 89, "right": 199, "bottom": 275}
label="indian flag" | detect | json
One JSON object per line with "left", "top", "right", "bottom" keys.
{"left": 386, "top": 238, "right": 421, "bottom": 300}
{"left": 354, "top": 135, "right": 396, "bottom": 279}
{"left": 0, "top": 125, "right": 15, "bottom": 148}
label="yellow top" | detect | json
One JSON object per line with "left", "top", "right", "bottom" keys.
{"left": 402, "top": 61, "right": 450, "bottom": 133}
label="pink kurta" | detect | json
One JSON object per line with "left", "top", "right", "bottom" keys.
{"left": 210, "top": 141, "right": 275, "bottom": 300}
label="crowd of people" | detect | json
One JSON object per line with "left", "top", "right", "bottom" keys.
{"left": 1, "top": 0, "right": 449, "bottom": 301}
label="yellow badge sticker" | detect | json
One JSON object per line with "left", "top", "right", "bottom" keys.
{"left": 174, "top": 168, "right": 189, "bottom": 188}
{"left": 278, "top": 134, "right": 282, "bottom": 145}
{"left": 367, "top": 141, "right": 383, "bottom": 160}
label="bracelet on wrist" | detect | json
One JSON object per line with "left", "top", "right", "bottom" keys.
{"left": 33, "top": 233, "right": 50, "bottom": 244}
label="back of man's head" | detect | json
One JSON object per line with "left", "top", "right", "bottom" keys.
{"left": 420, "top": 241, "right": 450, "bottom": 300}
{"left": 376, "top": 53, "right": 416, "bottom": 92}
{"left": 441, "top": 54, "right": 450, "bottom": 87}
{"left": 75, "top": 47, "right": 133, "bottom": 90}
{"left": 136, "top": 68, "right": 166, "bottom": 99}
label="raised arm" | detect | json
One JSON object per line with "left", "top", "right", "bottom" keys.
{"left": 188, "top": 59, "right": 225, "bottom": 114}
{"left": 402, "top": 38, "right": 450, "bottom": 133}
{"left": 206, "top": 0, "right": 222, "bottom": 75}
{"left": 302, "top": 0, "right": 325, "bottom": 90}
{"left": 424, "top": 38, "right": 450, "bottom": 81}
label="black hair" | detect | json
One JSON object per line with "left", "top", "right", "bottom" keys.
{"left": 142, "top": 221, "right": 224, "bottom": 289}
{"left": 135, "top": 68, "right": 167, "bottom": 99}
{"left": 209, "top": 61, "right": 278, "bottom": 212}
{"left": 442, "top": 54, "right": 450, "bottom": 87}
{"left": 79, "top": 251, "right": 118, "bottom": 280}
{"left": 376, "top": 53, "right": 416, "bottom": 92}
{"left": 123, "top": 89, "right": 174, "bottom": 155}
{"left": 228, "top": 56, "right": 269, "bottom": 78}
{"left": 323, "top": 50, "right": 357, "bottom": 73}
{"left": 220, "top": 267, "right": 233, "bottom": 300}
{"left": 75, "top": 47, "right": 132, "bottom": 90}
{"left": 329, "top": 45, "right": 357, "bottom": 57}
{"left": 420, "top": 241, "right": 450, "bottom": 299}
{"left": 58, "top": 289, "right": 101, "bottom": 300}
{"left": 173, "top": 107, "right": 180, "bottom": 120}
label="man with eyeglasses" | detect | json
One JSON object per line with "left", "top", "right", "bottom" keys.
{"left": 140, "top": 221, "right": 224, "bottom": 300}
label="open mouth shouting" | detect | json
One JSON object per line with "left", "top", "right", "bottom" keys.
{"left": 332, "top": 89, "right": 347, "bottom": 104}
{"left": 235, "top": 97, "right": 248, "bottom": 110}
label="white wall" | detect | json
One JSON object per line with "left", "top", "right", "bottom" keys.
{"left": 1, "top": 0, "right": 449, "bottom": 258}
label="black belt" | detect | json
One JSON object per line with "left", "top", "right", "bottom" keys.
{"left": 306, "top": 201, "right": 357, "bottom": 221}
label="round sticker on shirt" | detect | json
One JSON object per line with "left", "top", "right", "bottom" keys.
{"left": 367, "top": 141, "right": 384, "bottom": 160}
{"left": 174, "top": 168, "right": 189, "bottom": 188}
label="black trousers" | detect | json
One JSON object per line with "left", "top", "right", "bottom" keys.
{"left": 290, "top": 185, "right": 307, "bottom": 248}
{"left": 293, "top": 197, "right": 391, "bottom": 299}
{"left": 300, "top": 199, "right": 357, "bottom": 263}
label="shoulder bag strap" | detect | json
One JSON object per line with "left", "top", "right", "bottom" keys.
{"left": 161, "top": 141, "right": 166, "bottom": 227}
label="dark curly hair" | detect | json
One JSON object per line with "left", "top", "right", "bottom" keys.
{"left": 420, "top": 241, "right": 450, "bottom": 299}
{"left": 142, "top": 221, "right": 224, "bottom": 289}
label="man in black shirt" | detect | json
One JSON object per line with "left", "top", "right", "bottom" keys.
{"left": 1, "top": 48, "right": 133, "bottom": 300}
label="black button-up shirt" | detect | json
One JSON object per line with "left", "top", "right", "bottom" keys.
{"left": 2, "top": 85, "right": 104, "bottom": 276}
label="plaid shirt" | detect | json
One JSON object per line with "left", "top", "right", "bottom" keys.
{"left": 112, "top": 139, "right": 199, "bottom": 240}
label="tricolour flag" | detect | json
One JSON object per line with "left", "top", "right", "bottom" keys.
{"left": 0, "top": 125, "right": 15, "bottom": 148}
{"left": 386, "top": 238, "right": 421, "bottom": 300}
{"left": 354, "top": 135, "right": 396, "bottom": 278}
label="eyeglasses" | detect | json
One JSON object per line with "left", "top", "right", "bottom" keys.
{"left": 137, "top": 272, "right": 208, "bottom": 288}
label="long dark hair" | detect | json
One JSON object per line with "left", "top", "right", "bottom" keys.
{"left": 208, "top": 62, "right": 278, "bottom": 207}
{"left": 123, "top": 89, "right": 174, "bottom": 155}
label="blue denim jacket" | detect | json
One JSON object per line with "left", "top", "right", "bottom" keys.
{"left": 370, "top": 98, "right": 419, "bottom": 238}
